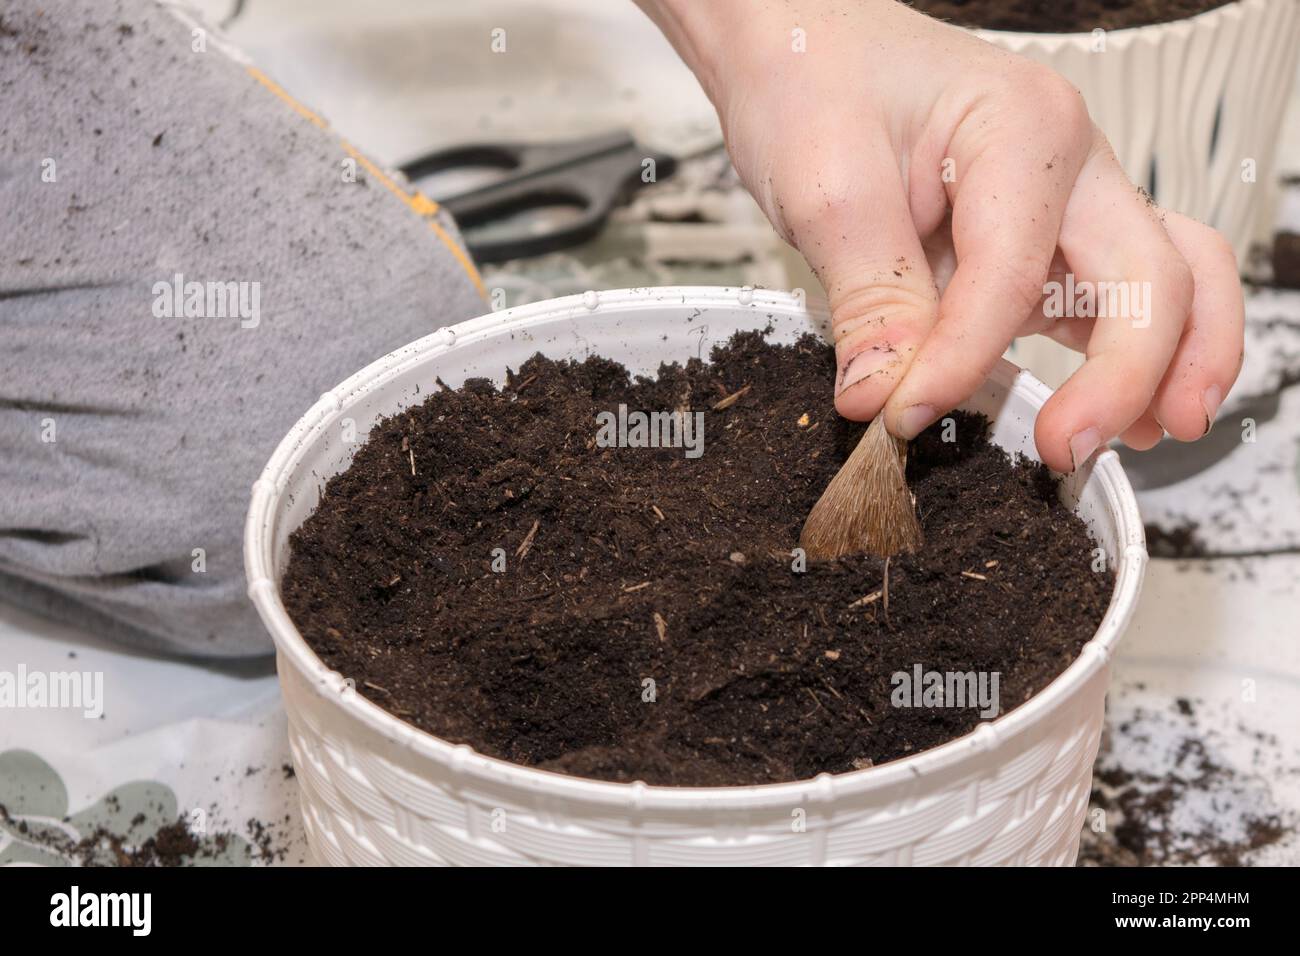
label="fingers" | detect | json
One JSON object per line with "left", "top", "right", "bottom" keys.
{"left": 1149, "top": 211, "right": 1245, "bottom": 440}
{"left": 1119, "top": 411, "right": 1165, "bottom": 451}
{"left": 775, "top": 140, "right": 940, "bottom": 422}
{"left": 1034, "top": 138, "right": 1194, "bottom": 472}
{"left": 883, "top": 78, "right": 1090, "bottom": 439}
{"left": 1041, "top": 212, "right": 1242, "bottom": 448}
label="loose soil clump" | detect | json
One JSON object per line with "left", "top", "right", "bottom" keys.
{"left": 1273, "top": 231, "right": 1300, "bottom": 289}
{"left": 283, "top": 332, "right": 1113, "bottom": 786}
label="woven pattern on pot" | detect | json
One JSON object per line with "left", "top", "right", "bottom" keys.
{"left": 283, "top": 661, "right": 1105, "bottom": 867}
{"left": 980, "top": 0, "right": 1300, "bottom": 260}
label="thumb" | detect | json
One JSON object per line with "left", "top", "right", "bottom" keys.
{"left": 780, "top": 157, "right": 939, "bottom": 423}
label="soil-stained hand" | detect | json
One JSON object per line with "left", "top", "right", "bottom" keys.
{"left": 637, "top": 0, "right": 1244, "bottom": 472}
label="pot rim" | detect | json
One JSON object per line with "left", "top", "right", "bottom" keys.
{"left": 971, "top": 0, "right": 1256, "bottom": 42}
{"left": 245, "top": 286, "right": 1147, "bottom": 810}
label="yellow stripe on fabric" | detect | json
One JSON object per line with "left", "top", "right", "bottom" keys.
{"left": 245, "top": 66, "right": 487, "bottom": 299}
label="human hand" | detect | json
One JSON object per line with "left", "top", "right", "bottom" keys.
{"left": 638, "top": 0, "right": 1244, "bottom": 472}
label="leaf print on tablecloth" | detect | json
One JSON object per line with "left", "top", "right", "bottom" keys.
{"left": 0, "top": 749, "right": 254, "bottom": 866}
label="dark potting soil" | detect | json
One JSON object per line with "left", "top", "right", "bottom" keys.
{"left": 909, "top": 0, "right": 1230, "bottom": 32}
{"left": 1273, "top": 232, "right": 1300, "bottom": 290}
{"left": 282, "top": 332, "right": 1114, "bottom": 787}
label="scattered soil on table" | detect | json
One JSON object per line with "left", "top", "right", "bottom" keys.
{"left": 0, "top": 803, "right": 290, "bottom": 867}
{"left": 1144, "top": 520, "right": 1208, "bottom": 559}
{"left": 1078, "top": 698, "right": 1297, "bottom": 866}
{"left": 1273, "top": 232, "right": 1300, "bottom": 290}
{"left": 1086, "top": 762, "right": 1287, "bottom": 866}
{"left": 283, "top": 331, "right": 1113, "bottom": 787}
{"left": 910, "top": 0, "right": 1230, "bottom": 32}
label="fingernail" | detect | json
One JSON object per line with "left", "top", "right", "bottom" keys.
{"left": 1069, "top": 427, "right": 1102, "bottom": 471}
{"left": 897, "top": 403, "right": 937, "bottom": 440}
{"left": 1201, "top": 384, "right": 1222, "bottom": 436}
{"left": 836, "top": 349, "right": 892, "bottom": 396}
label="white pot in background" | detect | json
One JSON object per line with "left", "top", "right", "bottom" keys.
{"left": 245, "top": 287, "right": 1147, "bottom": 866}
{"left": 978, "top": 0, "right": 1300, "bottom": 264}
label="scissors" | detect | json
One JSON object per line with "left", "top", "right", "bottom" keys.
{"left": 399, "top": 130, "right": 704, "bottom": 263}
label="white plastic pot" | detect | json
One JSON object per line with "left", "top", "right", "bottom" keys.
{"left": 978, "top": 0, "right": 1300, "bottom": 264}
{"left": 245, "top": 287, "right": 1147, "bottom": 866}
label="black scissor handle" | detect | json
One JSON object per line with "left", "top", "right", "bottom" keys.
{"left": 400, "top": 132, "right": 676, "bottom": 263}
